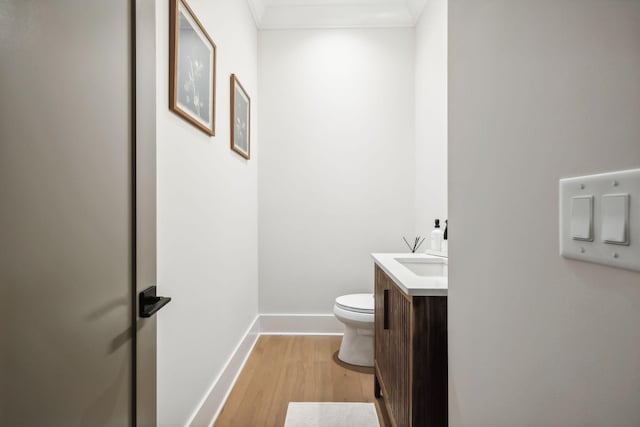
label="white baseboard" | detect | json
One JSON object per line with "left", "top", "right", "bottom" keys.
{"left": 259, "top": 313, "right": 343, "bottom": 335}
{"left": 186, "top": 315, "right": 260, "bottom": 427}
{"left": 187, "top": 313, "right": 343, "bottom": 426}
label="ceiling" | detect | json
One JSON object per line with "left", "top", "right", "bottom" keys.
{"left": 247, "top": 0, "right": 428, "bottom": 29}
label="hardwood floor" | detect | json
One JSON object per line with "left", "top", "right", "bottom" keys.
{"left": 214, "top": 335, "right": 388, "bottom": 427}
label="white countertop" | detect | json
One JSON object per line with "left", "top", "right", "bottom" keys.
{"left": 371, "top": 253, "right": 448, "bottom": 297}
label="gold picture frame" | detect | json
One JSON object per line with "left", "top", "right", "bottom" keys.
{"left": 169, "top": 0, "right": 216, "bottom": 136}
{"left": 230, "top": 74, "right": 250, "bottom": 159}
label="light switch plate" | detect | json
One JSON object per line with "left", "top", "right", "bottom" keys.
{"left": 560, "top": 168, "right": 640, "bottom": 272}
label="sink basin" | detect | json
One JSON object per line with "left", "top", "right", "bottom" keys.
{"left": 372, "top": 253, "right": 448, "bottom": 296}
{"left": 394, "top": 257, "right": 448, "bottom": 277}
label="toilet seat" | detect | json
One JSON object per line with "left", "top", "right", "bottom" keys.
{"left": 335, "top": 294, "right": 374, "bottom": 314}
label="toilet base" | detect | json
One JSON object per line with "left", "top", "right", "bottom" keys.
{"left": 338, "top": 326, "right": 374, "bottom": 367}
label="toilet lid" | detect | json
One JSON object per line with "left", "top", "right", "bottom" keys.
{"left": 335, "top": 293, "right": 374, "bottom": 314}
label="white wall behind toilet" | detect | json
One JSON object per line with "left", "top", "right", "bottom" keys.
{"left": 415, "top": 0, "right": 448, "bottom": 236}
{"left": 155, "top": 0, "right": 259, "bottom": 425}
{"left": 258, "top": 29, "right": 416, "bottom": 313}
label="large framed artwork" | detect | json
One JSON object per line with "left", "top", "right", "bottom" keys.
{"left": 169, "top": 0, "right": 216, "bottom": 136}
{"left": 230, "top": 74, "right": 250, "bottom": 160}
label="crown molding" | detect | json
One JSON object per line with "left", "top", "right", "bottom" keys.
{"left": 247, "top": 0, "right": 267, "bottom": 28}
{"left": 247, "top": 0, "right": 427, "bottom": 29}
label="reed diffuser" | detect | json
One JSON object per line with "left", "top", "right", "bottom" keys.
{"left": 403, "top": 236, "right": 426, "bottom": 253}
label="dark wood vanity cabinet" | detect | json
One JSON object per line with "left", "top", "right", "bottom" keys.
{"left": 374, "top": 265, "right": 448, "bottom": 427}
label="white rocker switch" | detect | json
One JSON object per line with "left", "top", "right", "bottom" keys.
{"left": 602, "top": 194, "right": 630, "bottom": 245}
{"left": 571, "top": 196, "right": 593, "bottom": 241}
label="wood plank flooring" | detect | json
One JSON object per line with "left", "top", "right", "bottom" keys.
{"left": 214, "top": 335, "right": 388, "bottom": 427}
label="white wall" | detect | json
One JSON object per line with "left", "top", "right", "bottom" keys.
{"left": 258, "top": 29, "right": 416, "bottom": 314}
{"left": 415, "top": 0, "right": 448, "bottom": 236}
{"left": 155, "top": 0, "right": 258, "bottom": 425}
{"left": 449, "top": 1, "right": 640, "bottom": 426}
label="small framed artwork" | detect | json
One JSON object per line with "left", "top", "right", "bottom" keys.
{"left": 169, "top": 0, "right": 216, "bottom": 136}
{"left": 230, "top": 74, "right": 251, "bottom": 160}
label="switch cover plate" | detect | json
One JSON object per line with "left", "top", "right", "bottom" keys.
{"left": 560, "top": 168, "right": 640, "bottom": 272}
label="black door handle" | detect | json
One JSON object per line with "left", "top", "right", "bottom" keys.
{"left": 139, "top": 286, "right": 171, "bottom": 318}
{"left": 383, "top": 288, "right": 389, "bottom": 330}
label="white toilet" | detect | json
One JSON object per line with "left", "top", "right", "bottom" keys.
{"left": 333, "top": 293, "right": 375, "bottom": 367}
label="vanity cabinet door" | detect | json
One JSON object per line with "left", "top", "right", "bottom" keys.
{"left": 374, "top": 266, "right": 411, "bottom": 426}
{"left": 388, "top": 282, "right": 411, "bottom": 426}
{"left": 374, "top": 265, "right": 390, "bottom": 395}
{"left": 411, "top": 296, "right": 448, "bottom": 426}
